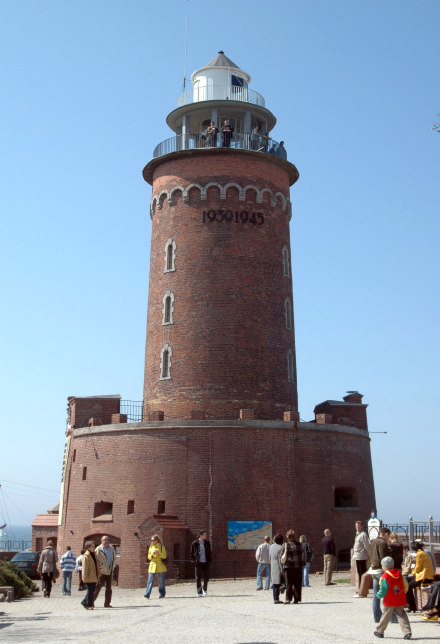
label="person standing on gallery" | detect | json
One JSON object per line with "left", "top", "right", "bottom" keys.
{"left": 60, "top": 545, "right": 76, "bottom": 595}
{"left": 37, "top": 540, "right": 58, "bottom": 598}
{"left": 206, "top": 121, "right": 218, "bottom": 147}
{"left": 352, "top": 521, "right": 370, "bottom": 596}
{"left": 255, "top": 535, "right": 271, "bottom": 591}
{"left": 221, "top": 120, "right": 234, "bottom": 147}
{"left": 369, "top": 527, "right": 392, "bottom": 623}
{"left": 94, "top": 535, "right": 116, "bottom": 608}
{"left": 270, "top": 533, "right": 284, "bottom": 604}
{"left": 322, "top": 529, "right": 336, "bottom": 585}
{"left": 144, "top": 534, "right": 167, "bottom": 599}
{"left": 281, "top": 530, "right": 305, "bottom": 604}
{"left": 190, "top": 529, "right": 212, "bottom": 597}
{"left": 81, "top": 541, "right": 100, "bottom": 610}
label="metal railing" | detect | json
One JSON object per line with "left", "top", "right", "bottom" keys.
{"left": 177, "top": 85, "right": 265, "bottom": 108}
{"left": 120, "top": 400, "right": 143, "bottom": 423}
{"left": 383, "top": 516, "right": 440, "bottom": 552}
{"left": 153, "top": 132, "right": 287, "bottom": 160}
{"left": 0, "top": 539, "right": 32, "bottom": 551}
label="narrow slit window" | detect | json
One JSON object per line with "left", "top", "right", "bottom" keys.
{"left": 162, "top": 350, "right": 169, "bottom": 377}
{"left": 157, "top": 500, "right": 165, "bottom": 514}
{"left": 160, "top": 345, "right": 172, "bottom": 379}
{"left": 282, "top": 246, "right": 290, "bottom": 277}
{"left": 165, "top": 239, "right": 176, "bottom": 272}
{"left": 166, "top": 245, "right": 173, "bottom": 270}
{"left": 285, "top": 298, "right": 293, "bottom": 329}
{"left": 127, "top": 500, "right": 135, "bottom": 514}
{"left": 162, "top": 292, "right": 175, "bottom": 325}
{"left": 82, "top": 466, "right": 87, "bottom": 481}
{"left": 287, "top": 350, "right": 294, "bottom": 383}
{"left": 164, "top": 296, "right": 171, "bottom": 323}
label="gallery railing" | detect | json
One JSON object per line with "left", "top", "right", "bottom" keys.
{"left": 177, "top": 85, "right": 265, "bottom": 107}
{"left": 153, "top": 133, "right": 287, "bottom": 160}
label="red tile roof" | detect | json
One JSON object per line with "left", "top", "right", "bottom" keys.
{"left": 32, "top": 514, "right": 59, "bottom": 527}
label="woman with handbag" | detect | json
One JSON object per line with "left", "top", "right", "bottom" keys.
{"left": 281, "top": 530, "right": 305, "bottom": 604}
{"left": 269, "top": 533, "right": 284, "bottom": 604}
{"left": 37, "top": 540, "right": 58, "bottom": 598}
{"left": 144, "top": 534, "right": 167, "bottom": 599}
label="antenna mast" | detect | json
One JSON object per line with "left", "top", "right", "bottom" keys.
{"left": 183, "top": 0, "right": 189, "bottom": 92}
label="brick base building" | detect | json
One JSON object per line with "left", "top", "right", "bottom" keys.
{"left": 53, "top": 392, "right": 375, "bottom": 588}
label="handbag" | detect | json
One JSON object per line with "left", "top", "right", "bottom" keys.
{"left": 279, "top": 572, "right": 286, "bottom": 594}
{"left": 280, "top": 545, "right": 288, "bottom": 565}
{"left": 161, "top": 545, "right": 169, "bottom": 566}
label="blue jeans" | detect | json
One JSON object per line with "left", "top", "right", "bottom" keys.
{"left": 62, "top": 571, "right": 72, "bottom": 594}
{"left": 302, "top": 562, "right": 311, "bottom": 587}
{"left": 257, "top": 563, "right": 271, "bottom": 590}
{"left": 145, "top": 571, "right": 165, "bottom": 598}
{"left": 372, "top": 572, "right": 383, "bottom": 623}
{"left": 81, "top": 582, "right": 96, "bottom": 608}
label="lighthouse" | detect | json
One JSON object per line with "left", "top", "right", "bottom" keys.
{"left": 54, "top": 52, "right": 376, "bottom": 588}
{"left": 142, "top": 51, "right": 299, "bottom": 421}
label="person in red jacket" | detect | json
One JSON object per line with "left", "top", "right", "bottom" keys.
{"left": 374, "top": 556, "right": 412, "bottom": 640}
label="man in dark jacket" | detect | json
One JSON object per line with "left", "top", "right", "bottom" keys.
{"left": 190, "top": 529, "right": 212, "bottom": 597}
{"left": 370, "top": 527, "right": 391, "bottom": 623}
{"left": 322, "top": 529, "right": 336, "bottom": 585}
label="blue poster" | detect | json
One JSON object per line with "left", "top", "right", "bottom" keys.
{"left": 227, "top": 520, "right": 272, "bottom": 550}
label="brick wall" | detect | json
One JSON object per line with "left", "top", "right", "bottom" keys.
{"left": 57, "top": 421, "right": 375, "bottom": 587}
{"left": 32, "top": 527, "right": 58, "bottom": 552}
{"left": 69, "top": 396, "right": 121, "bottom": 429}
{"left": 142, "top": 151, "right": 298, "bottom": 421}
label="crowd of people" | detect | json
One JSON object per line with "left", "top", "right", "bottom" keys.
{"left": 35, "top": 522, "right": 438, "bottom": 637}
{"left": 196, "top": 120, "right": 287, "bottom": 158}
{"left": 37, "top": 535, "right": 116, "bottom": 610}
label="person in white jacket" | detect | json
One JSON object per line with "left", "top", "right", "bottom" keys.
{"left": 352, "top": 520, "right": 370, "bottom": 595}
{"left": 255, "top": 535, "right": 271, "bottom": 591}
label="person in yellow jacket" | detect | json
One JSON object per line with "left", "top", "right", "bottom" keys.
{"left": 81, "top": 541, "right": 101, "bottom": 610}
{"left": 144, "top": 534, "right": 167, "bottom": 599}
{"left": 406, "top": 541, "right": 435, "bottom": 612}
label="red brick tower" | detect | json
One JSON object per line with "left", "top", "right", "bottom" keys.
{"left": 55, "top": 52, "right": 376, "bottom": 588}
{"left": 143, "top": 51, "right": 299, "bottom": 421}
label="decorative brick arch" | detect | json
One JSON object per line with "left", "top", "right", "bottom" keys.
{"left": 223, "top": 182, "right": 244, "bottom": 201}
{"left": 183, "top": 183, "right": 204, "bottom": 202}
{"left": 168, "top": 185, "right": 185, "bottom": 205}
{"left": 150, "top": 182, "right": 291, "bottom": 218}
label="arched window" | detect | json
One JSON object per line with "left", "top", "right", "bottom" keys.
{"left": 164, "top": 239, "right": 176, "bottom": 272}
{"left": 162, "top": 291, "right": 175, "bottom": 325}
{"left": 160, "top": 344, "right": 172, "bottom": 380}
{"left": 282, "top": 246, "right": 290, "bottom": 277}
{"left": 287, "top": 349, "right": 294, "bottom": 383}
{"left": 334, "top": 487, "right": 358, "bottom": 508}
{"left": 285, "top": 298, "right": 293, "bottom": 330}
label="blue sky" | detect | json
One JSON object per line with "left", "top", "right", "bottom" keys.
{"left": 1, "top": 0, "right": 439, "bottom": 530}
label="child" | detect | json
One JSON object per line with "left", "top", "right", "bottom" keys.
{"left": 374, "top": 556, "right": 412, "bottom": 639}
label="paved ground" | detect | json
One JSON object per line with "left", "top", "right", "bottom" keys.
{"left": 0, "top": 573, "right": 439, "bottom": 643}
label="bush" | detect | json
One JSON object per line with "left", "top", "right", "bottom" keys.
{"left": 0, "top": 561, "right": 39, "bottom": 599}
